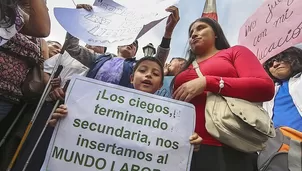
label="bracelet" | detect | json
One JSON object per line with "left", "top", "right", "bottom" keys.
{"left": 218, "top": 77, "right": 224, "bottom": 94}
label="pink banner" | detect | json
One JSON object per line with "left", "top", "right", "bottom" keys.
{"left": 238, "top": 0, "right": 302, "bottom": 64}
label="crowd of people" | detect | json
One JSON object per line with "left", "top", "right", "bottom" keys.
{"left": 0, "top": 1, "right": 301, "bottom": 171}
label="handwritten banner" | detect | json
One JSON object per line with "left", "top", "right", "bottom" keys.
{"left": 54, "top": 0, "right": 173, "bottom": 47}
{"left": 238, "top": 0, "right": 302, "bottom": 64}
{"left": 43, "top": 76, "right": 195, "bottom": 171}
{"left": 110, "top": 0, "right": 179, "bottom": 9}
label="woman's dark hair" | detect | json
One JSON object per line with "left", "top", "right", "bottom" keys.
{"left": 0, "top": 0, "right": 19, "bottom": 28}
{"left": 133, "top": 56, "right": 164, "bottom": 84}
{"left": 263, "top": 47, "right": 302, "bottom": 83}
{"left": 170, "top": 17, "right": 230, "bottom": 91}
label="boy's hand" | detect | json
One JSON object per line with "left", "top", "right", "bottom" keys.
{"left": 189, "top": 132, "right": 202, "bottom": 151}
{"left": 48, "top": 105, "right": 68, "bottom": 127}
{"left": 49, "top": 87, "right": 65, "bottom": 101}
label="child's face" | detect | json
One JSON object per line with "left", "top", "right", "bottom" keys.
{"left": 131, "top": 60, "right": 163, "bottom": 94}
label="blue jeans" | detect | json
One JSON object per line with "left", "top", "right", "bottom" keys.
{"left": 0, "top": 100, "right": 13, "bottom": 122}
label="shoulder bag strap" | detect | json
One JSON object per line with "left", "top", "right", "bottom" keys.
{"left": 39, "top": 38, "right": 43, "bottom": 56}
{"left": 192, "top": 59, "right": 220, "bottom": 102}
{"left": 192, "top": 60, "right": 203, "bottom": 77}
{"left": 288, "top": 139, "right": 302, "bottom": 171}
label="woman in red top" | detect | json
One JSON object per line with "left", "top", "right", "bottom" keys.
{"left": 172, "top": 18, "right": 275, "bottom": 171}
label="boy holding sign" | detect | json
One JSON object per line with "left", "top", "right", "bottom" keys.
{"left": 49, "top": 56, "right": 202, "bottom": 152}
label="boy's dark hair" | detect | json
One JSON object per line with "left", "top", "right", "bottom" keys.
{"left": 170, "top": 57, "right": 187, "bottom": 63}
{"left": 133, "top": 56, "right": 164, "bottom": 84}
{"left": 104, "top": 47, "right": 107, "bottom": 53}
{"left": 263, "top": 47, "right": 302, "bottom": 83}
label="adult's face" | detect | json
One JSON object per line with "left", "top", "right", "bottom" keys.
{"left": 189, "top": 21, "right": 216, "bottom": 55}
{"left": 118, "top": 41, "right": 137, "bottom": 59}
{"left": 48, "top": 42, "right": 62, "bottom": 57}
{"left": 268, "top": 59, "right": 292, "bottom": 80}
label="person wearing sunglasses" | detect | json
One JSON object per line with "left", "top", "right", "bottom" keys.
{"left": 263, "top": 47, "right": 302, "bottom": 132}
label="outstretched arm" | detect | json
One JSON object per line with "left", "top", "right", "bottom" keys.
{"left": 155, "top": 6, "right": 180, "bottom": 65}
{"left": 64, "top": 33, "right": 96, "bottom": 67}
{"left": 64, "top": 4, "right": 97, "bottom": 67}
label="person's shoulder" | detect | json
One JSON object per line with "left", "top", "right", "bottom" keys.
{"left": 93, "top": 52, "right": 115, "bottom": 61}
{"left": 225, "top": 45, "right": 255, "bottom": 57}
{"left": 228, "top": 45, "right": 253, "bottom": 53}
{"left": 96, "top": 52, "right": 116, "bottom": 57}
{"left": 218, "top": 46, "right": 255, "bottom": 61}
{"left": 45, "top": 54, "right": 60, "bottom": 64}
{"left": 228, "top": 45, "right": 249, "bottom": 51}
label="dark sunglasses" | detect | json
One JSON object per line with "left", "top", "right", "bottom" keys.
{"left": 133, "top": 42, "right": 138, "bottom": 48}
{"left": 266, "top": 56, "right": 285, "bottom": 68}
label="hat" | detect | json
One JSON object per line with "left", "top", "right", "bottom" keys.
{"left": 133, "top": 40, "right": 139, "bottom": 54}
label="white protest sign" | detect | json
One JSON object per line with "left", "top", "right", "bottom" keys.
{"left": 109, "top": 0, "right": 179, "bottom": 9}
{"left": 238, "top": 0, "right": 302, "bottom": 64}
{"left": 44, "top": 76, "right": 195, "bottom": 171}
{"left": 93, "top": 0, "right": 178, "bottom": 40}
{"left": 54, "top": 0, "right": 172, "bottom": 47}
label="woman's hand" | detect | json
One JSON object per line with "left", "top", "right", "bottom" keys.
{"left": 76, "top": 4, "right": 93, "bottom": 11}
{"left": 48, "top": 105, "right": 68, "bottom": 127}
{"left": 173, "top": 77, "right": 206, "bottom": 102}
{"left": 189, "top": 132, "right": 202, "bottom": 152}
